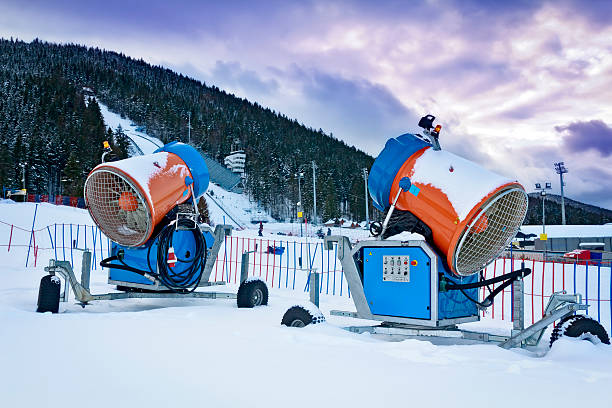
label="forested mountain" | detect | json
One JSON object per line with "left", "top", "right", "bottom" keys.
{"left": 0, "top": 38, "right": 374, "bottom": 221}
{"left": 525, "top": 193, "right": 612, "bottom": 225}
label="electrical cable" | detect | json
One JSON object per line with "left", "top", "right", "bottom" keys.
{"left": 441, "top": 267, "right": 532, "bottom": 309}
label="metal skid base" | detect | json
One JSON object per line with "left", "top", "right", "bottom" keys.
{"left": 332, "top": 291, "right": 587, "bottom": 349}
{"left": 319, "top": 236, "right": 589, "bottom": 350}
{"left": 43, "top": 225, "right": 239, "bottom": 307}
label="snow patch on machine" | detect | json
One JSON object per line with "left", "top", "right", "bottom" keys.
{"left": 410, "top": 148, "right": 513, "bottom": 221}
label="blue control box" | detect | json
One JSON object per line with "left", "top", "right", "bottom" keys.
{"left": 361, "top": 245, "right": 479, "bottom": 321}
{"left": 362, "top": 246, "right": 432, "bottom": 319}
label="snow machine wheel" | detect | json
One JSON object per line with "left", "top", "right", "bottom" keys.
{"left": 36, "top": 274, "right": 61, "bottom": 313}
{"left": 237, "top": 279, "right": 268, "bottom": 308}
{"left": 369, "top": 222, "right": 382, "bottom": 237}
{"left": 281, "top": 305, "right": 325, "bottom": 327}
{"left": 550, "top": 315, "right": 610, "bottom": 347}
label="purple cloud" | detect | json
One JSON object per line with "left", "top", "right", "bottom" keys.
{"left": 556, "top": 120, "right": 612, "bottom": 157}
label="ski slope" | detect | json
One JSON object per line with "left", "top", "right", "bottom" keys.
{"left": 0, "top": 201, "right": 610, "bottom": 408}
{"left": 97, "top": 101, "right": 163, "bottom": 155}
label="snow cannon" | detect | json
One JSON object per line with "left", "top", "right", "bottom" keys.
{"left": 35, "top": 141, "right": 269, "bottom": 313}
{"left": 368, "top": 116, "right": 528, "bottom": 277}
{"left": 85, "top": 141, "right": 209, "bottom": 247}
{"left": 83, "top": 142, "right": 217, "bottom": 292}
{"left": 283, "top": 115, "right": 607, "bottom": 352}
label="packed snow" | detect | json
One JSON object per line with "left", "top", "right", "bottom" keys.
{"left": 0, "top": 200, "right": 610, "bottom": 408}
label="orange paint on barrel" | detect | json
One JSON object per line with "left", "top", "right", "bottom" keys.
{"left": 388, "top": 146, "right": 524, "bottom": 275}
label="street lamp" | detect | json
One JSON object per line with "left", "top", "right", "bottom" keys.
{"left": 296, "top": 171, "right": 304, "bottom": 236}
{"left": 535, "top": 182, "right": 552, "bottom": 235}
{"left": 554, "top": 162, "right": 568, "bottom": 225}
{"left": 362, "top": 168, "right": 370, "bottom": 228}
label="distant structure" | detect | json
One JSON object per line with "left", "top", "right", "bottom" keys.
{"left": 194, "top": 148, "right": 243, "bottom": 193}
{"left": 224, "top": 150, "right": 246, "bottom": 177}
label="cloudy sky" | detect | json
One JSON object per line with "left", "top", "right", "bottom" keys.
{"left": 1, "top": 0, "right": 611, "bottom": 209}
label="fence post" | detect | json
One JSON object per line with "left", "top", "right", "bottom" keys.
{"left": 240, "top": 252, "right": 249, "bottom": 284}
{"left": 512, "top": 261, "right": 525, "bottom": 338}
{"left": 81, "top": 251, "right": 92, "bottom": 291}
{"left": 309, "top": 270, "right": 320, "bottom": 308}
{"left": 25, "top": 203, "right": 39, "bottom": 267}
{"left": 7, "top": 224, "right": 13, "bottom": 252}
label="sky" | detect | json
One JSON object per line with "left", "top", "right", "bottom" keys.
{"left": 1, "top": 0, "right": 611, "bottom": 210}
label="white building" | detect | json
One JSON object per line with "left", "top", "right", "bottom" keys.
{"left": 224, "top": 150, "right": 246, "bottom": 177}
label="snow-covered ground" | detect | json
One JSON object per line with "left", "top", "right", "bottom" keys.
{"left": 0, "top": 201, "right": 611, "bottom": 408}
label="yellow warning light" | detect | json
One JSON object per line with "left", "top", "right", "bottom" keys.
{"left": 103, "top": 140, "right": 110, "bottom": 149}
{"left": 540, "top": 233, "right": 548, "bottom": 241}
{"left": 297, "top": 211, "right": 303, "bottom": 218}
{"left": 434, "top": 124, "right": 442, "bottom": 133}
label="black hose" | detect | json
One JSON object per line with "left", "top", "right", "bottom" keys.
{"left": 100, "top": 218, "right": 207, "bottom": 292}
{"left": 155, "top": 218, "right": 207, "bottom": 292}
{"left": 442, "top": 267, "right": 532, "bottom": 309}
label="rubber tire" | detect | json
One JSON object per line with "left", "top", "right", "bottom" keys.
{"left": 36, "top": 275, "right": 61, "bottom": 313}
{"left": 281, "top": 305, "right": 315, "bottom": 327}
{"left": 237, "top": 280, "right": 268, "bottom": 308}
{"left": 369, "top": 222, "right": 382, "bottom": 237}
{"left": 550, "top": 315, "right": 610, "bottom": 347}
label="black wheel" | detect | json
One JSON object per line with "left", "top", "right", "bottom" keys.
{"left": 281, "top": 305, "right": 325, "bottom": 327}
{"left": 369, "top": 222, "right": 382, "bottom": 237}
{"left": 237, "top": 279, "right": 268, "bottom": 308}
{"left": 550, "top": 315, "right": 610, "bottom": 347}
{"left": 36, "top": 274, "right": 61, "bottom": 313}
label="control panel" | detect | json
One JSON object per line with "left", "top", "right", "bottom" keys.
{"left": 383, "top": 255, "right": 410, "bottom": 282}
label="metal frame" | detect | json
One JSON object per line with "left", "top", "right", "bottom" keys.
{"left": 322, "top": 235, "right": 589, "bottom": 349}
{"left": 44, "top": 224, "right": 237, "bottom": 306}
{"left": 324, "top": 236, "right": 479, "bottom": 327}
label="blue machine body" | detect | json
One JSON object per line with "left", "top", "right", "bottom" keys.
{"left": 361, "top": 245, "right": 478, "bottom": 321}
{"left": 108, "top": 228, "right": 214, "bottom": 286}
{"left": 368, "top": 133, "right": 429, "bottom": 212}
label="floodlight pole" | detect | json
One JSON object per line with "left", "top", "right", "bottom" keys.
{"left": 554, "top": 162, "right": 568, "bottom": 225}
{"left": 187, "top": 112, "right": 191, "bottom": 145}
{"left": 296, "top": 171, "right": 304, "bottom": 237}
{"left": 535, "top": 182, "right": 552, "bottom": 235}
{"left": 362, "top": 168, "right": 370, "bottom": 227}
{"left": 542, "top": 191, "right": 546, "bottom": 234}
{"left": 312, "top": 161, "right": 317, "bottom": 225}
{"left": 20, "top": 162, "right": 26, "bottom": 190}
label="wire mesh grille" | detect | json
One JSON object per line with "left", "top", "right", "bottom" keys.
{"left": 84, "top": 169, "right": 152, "bottom": 247}
{"left": 453, "top": 187, "right": 528, "bottom": 276}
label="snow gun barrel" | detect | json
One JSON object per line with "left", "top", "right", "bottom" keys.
{"left": 84, "top": 142, "right": 209, "bottom": 247}
{"left": 368, "top": 126, "right": 527, "bottom": 277}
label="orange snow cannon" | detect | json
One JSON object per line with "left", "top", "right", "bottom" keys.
{"left": 368, "top": 116, "right": 528, "bottom": 277}
{"left": 84, "top": 142, "right": 209, "bottom": 247}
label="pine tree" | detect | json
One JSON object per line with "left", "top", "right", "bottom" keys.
{"left": 197, "top": 196, "right": 211, "bottom": 225}
{"left": 62, "top": 152, "right": 84, "bottom": 197}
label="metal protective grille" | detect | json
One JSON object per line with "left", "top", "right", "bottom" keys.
{"left": 84, "top": 169, "right": 152, "bottom": 247}
{"left": 453, "top": 187, "right": 528, "bottom": 276}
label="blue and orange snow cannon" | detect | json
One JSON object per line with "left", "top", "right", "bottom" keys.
{"left": 283, "top": 115, "right": 609, "bottom": 350}
{"left": 36, "top": 141, "right": 267, "bottom": 313}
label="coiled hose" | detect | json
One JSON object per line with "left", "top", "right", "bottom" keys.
{"left": 154, "top": 218, "right": 207, "bottom": 291}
